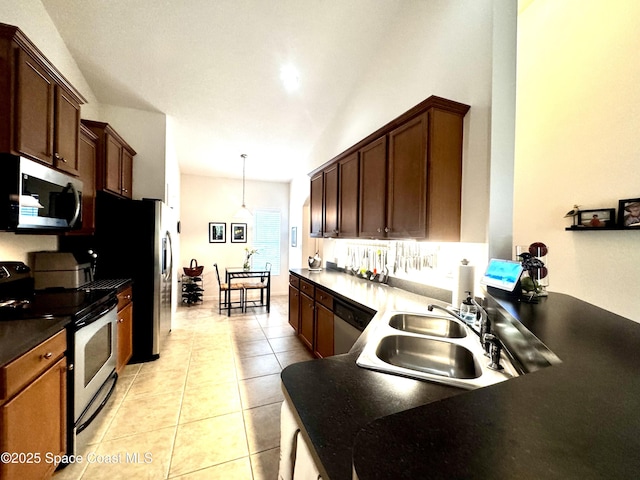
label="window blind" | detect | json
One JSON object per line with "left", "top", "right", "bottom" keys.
{"left": 253, "top": 209, "right": 281, "bottom": 275}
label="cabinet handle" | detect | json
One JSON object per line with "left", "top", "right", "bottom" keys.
{"left": 125, "top": 295, "right": 132, "bottom": 300}
{"left": 384, "top": 227, "right": 389, "bottom": 233}
{"left": 122, "top": 188, "right": 129, "bottom": 193}
{"left": 68, "top": 363, "right": 74, "bottom": 371}
{"left": 377, "top": 228, "right": 382, "bottom": 233}
{"left": 54, "top": 153, "right": 60, "bottom": 159}
{"left": 118, "top": 318, "right": 124, "bottom": 323}
{"left": 43, "top": 352, "right": 53, "bottom": 360}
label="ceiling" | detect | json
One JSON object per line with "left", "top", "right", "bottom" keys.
{"left": 40, "top": 0, "right": 405, "bottom": 182}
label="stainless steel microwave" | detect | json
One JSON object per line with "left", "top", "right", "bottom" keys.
{"left": 0, "top": 155, "right": 82, "bottom": 231}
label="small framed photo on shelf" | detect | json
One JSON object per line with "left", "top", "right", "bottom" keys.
{"left": 209, "top": 222, "right": 226, "bottom": 243}
{"left": 231, "top": 223, "right": 247, "bottom": 243}
{"left": 578, "top": 208, "right": 615, "bottom": 228}
{"left": 618, "top": 198, "right": 640, "bottom": 227}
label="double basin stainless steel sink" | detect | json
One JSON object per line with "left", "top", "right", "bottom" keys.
{"left": 356, "top": 311, "right": 518, "bottom": 389}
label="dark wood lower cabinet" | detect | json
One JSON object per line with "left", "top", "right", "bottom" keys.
{"left": 314, "top": 303, "right": 334, "bottom": 358}
{"left": 289, "top": 284, "right": 300, "bottom": 333}
{"left": 299, "top": 293, "right": 315, "bottom": 351}
{"left": 1, "top": 357, "right": 67, "bottom": 480}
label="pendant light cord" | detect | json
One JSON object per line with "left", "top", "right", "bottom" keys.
{"left": 241, "top": 153, "right": 247, "bottom": 207}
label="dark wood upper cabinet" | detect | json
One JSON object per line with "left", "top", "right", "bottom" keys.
{"left": 68, "top": 124, "right": 97, "bottom": 236}
{"left": 15, "top": 48, "right": 54, "bottom": 165}
{"left": 310, "top": 172, "right": 324, "bottom": 238}
{"left": 323, "top": 164, "right": 338, "bottom": 238}
{"left": 311, "top": 96, "right": 469, "bottom": 241}
{"left": 338, "top": 152, "right": 359, "bottom": 238}
{"left": 53, "top": 87, "right": 81, "bottom": 175}
{"left": 358, "top": 136, "right": 387, "bottom": 238}
{"left": 0, "top": 24, "right": 85, "bottom": 172}
{"left": 83, "top": 120, "right": 136, "bottom": 199}
{"left": 387, "top": 113, "right": 428, "bottom": 238}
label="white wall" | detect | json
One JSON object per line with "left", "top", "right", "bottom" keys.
{"left": 181, "top": 174, "right": 290, "bottom": 301}
{"left": 515, "top": 0, "right": 640, "bottom": 321}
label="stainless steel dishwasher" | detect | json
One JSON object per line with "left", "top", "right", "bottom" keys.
{"left": 333, "top": 299, "right": 374, "bottom": 355}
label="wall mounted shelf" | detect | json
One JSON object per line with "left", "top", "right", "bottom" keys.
{"left": 565, "top": 226, "right": 640, "bottom": 231}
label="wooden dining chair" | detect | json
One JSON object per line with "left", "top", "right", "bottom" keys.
{"left": 213, "top": 263, "right": 244, "bottom": 316}
{"left": 244, "top": 262, "right": 271, "bottom": 311}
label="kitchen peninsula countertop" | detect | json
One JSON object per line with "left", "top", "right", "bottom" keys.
{"left": 282, "top": 268, "right": 640, "bottom": 479}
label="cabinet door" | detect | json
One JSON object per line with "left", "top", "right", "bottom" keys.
{"left": 310, "top": 172, "right": 323, "bottom": 237}
{"left": 338, "top": 152, "right": 359, "bottom": 238}
{"left": 425, "top": 108, "right": 464, "bottom": 241}
{"left": 289, "top": 284, "right": 300, "bottom": 333}
{"left": 314, "top": 303, "right": 334, "bottom": 358}
{"left": 73, "top": 126, "right": 97, "bottom": 235}
{"left": 53, "top": 87, "right": 80, "bottom": 175}
{"left": 0, "top": 357, "right": 66, "bottom": 480}
{"left": 388, "top": 113, "right": 428, "bottom": 238}
{"left": 117, "top": 302, "right": 133, "bottom": 373}
{"left": 15, "top": 49, "right": 54, "bottom": 165}
{"left": 359, "top": 136, "right": 387, "bottom": 238}
{"left": 299, "top": 293, "right": 314, "bottom": 351}
{"left": 121, "top": 148, "right": 134, "bottom": 199}
{"left": 105, "top": 134, "right": 123, "bottom": 196}
{"left": 323, "top": 164, "right": 338, "bottom": 237}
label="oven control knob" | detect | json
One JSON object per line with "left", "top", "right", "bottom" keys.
{"left": 14, "top": 263, "right": 30, "bottom": 273}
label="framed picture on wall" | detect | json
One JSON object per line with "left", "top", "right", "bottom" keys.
{"left": 618, "top": 198, "right": 640, "bottom": 227}
{"left": 231, "top": 223, "right": 247, "bottom": 243}
{"left": 577, "top": 208, "right": 615, "bottom": 228}
{"left": 209, "top": 222, "right": 226, "bottom": 243}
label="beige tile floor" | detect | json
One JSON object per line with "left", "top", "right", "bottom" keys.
{"left": 53, "top": 294, "right": 313, "bottom": 480}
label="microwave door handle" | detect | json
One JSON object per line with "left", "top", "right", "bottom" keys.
{"left": 67, "top": 182, "right": 81, "bottom": 228}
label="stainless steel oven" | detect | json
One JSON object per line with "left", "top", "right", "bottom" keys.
{"left": 72, "top": 297, "right": 118, "bottom": 448}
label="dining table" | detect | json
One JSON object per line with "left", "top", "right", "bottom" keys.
{"left": 225, "top": 266, "right": 271, "bottom": 313}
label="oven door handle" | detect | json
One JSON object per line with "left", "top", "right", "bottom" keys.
{"left": 75, "top": 370, "right": 118, "bottom": 434}
{"left": 75, "top": 298, "right": 118, "bottom": 328}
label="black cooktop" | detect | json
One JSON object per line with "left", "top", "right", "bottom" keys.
{"left": 0, "top": 262, "right": 119, "bottom": 323}
{"left": 0, "top": 288, "right": 117, "bottom": 322}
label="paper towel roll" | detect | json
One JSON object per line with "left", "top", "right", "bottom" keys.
{"left": 452, "top": 261, "right": 475, "bottom": 308}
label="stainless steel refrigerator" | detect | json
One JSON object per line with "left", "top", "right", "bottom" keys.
{"left": 93, "top": 192, "right": 175, "bottom": 362}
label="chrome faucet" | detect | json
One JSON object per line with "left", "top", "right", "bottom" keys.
{"left": 426, "top": 303, "right": 467, "bottom": 323}
{"left": 471, "top": 298, "right": 492, "bottom": 354}
{"left": 428, "top": 299, "right": 493, "bottom": 353}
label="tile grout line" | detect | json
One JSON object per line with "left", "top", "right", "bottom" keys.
{"left": 164, "top": 322, "right": 195, "bottom": 479}
{"left": 229, "top": 311, "right": 258, "bottom": 480}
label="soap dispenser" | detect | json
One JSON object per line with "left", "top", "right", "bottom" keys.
{"left": 459, "top": 292, "right": 477, "bottom": 325}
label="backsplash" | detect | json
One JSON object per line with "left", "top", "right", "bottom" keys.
{"left": 0, "top": 232, "right": 58, "bottom": 263}
{"left": 324, "top": 238, "right": 488, "bottom": 296}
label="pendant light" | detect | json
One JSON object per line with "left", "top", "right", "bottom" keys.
{"left": 235, "top": 154, "right": 252, "bottom": 219}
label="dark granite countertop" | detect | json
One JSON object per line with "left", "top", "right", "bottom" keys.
{"left": 0, "top": 317, "right": 70, "bottom": 366}
{"left": 282, "top": 269, "right": 640, "bottom": 480}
